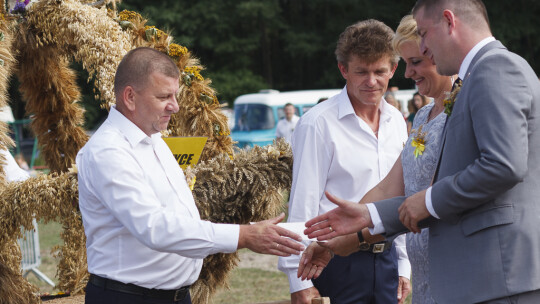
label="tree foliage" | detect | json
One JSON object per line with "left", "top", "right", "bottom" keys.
{"left": 18, "top": 0, "right": 532, "bottom": 126}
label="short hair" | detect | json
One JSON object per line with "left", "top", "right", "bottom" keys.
{"left": 335, "top": 19, "right": 399, "bottom": 68}
{"left": 392, "top": 15, "right": 420, "bottom": 57}
{"left": 412, "top": 0, "right": 490, "bottom": 30}
{"left": 284, "top": 103, "right": 294, "bottom": 108}
{"left": 114, "top": 47, "right": 180, "bottom": 99}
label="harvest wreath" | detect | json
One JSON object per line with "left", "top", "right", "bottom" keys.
{"left": 0, "top": 1, "right": 292, "bottom": 304}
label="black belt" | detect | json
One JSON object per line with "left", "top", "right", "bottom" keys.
{"left": 89, "top": 274, "right": 190, "bottom": 302}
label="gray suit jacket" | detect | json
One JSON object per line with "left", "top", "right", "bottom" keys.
{"left": 375, "top": 41, "right": 540, "bottom": 303}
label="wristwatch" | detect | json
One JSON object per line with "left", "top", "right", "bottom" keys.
{"left": 357, "top": 231, "right": 371, "bottom": 251}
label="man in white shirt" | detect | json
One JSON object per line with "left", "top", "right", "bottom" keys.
{"left": 275, "top": 103, "right": 299, "bottom": 144}
{"left": 77, "top": 47, "right": 304, "bottom": 304}
{"left": 278, "top": 20, "right": 410, "bottom": 304}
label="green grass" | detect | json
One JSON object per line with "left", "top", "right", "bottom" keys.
{"left": 213, "top": 268, "right": 290, "bottom": 303}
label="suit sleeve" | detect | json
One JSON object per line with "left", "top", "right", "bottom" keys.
{"left": 431, "top": 52, "right": 533, "bottom": 221}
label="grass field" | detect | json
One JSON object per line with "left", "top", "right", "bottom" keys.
{"left": 29, "top": 221, "right": 411, "bottom": 303}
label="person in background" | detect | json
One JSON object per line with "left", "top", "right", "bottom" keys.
{"left": 77, "top": 47, "right": 304, "bottom": 304}
{"left": 406, "top": 92, "right": 429, "bottom": 133}
{"left": 384, "top": 91, "right": 402, "bottom": 113}
{"left": 275, "top": 103, "right": 299, "bottom": 144}
{"left": 278, "top": 20, "right": 410, "bottom": 304}
{"left": 317, "top": 97, "right": 328, "bottom": 104}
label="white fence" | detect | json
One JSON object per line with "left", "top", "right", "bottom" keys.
{"left": 17, "top": 219, "right": 55, "bottom": 287}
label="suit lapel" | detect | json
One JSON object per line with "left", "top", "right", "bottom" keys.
{"left": 432, "top": 40, "right": 506, "bottom": 183}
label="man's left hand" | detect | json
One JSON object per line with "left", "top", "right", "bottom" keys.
{"left": 397, "top": 276, "right": 411, "bottom": 304}
{"left": 297, "top": 242, "right": 333, "bottom": 280}
{"left": 398, "top": 189, "right": 429, "bottom": 233}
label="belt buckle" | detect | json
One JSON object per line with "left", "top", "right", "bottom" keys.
{"left": 173, "top": 289, "right": 184, "bottom": 302}
{"left": 372, "top": 243, "right": 385, "bottom": 253}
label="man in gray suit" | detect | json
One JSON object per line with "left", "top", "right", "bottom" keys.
{"left": 304, "top": 1, "right": 540, "bottom": 303}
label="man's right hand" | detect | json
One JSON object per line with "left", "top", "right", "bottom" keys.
{"left": 238, "top": 213, "right": 304, "bottom": 256}
{"left": 304, "top": 192, "right": 373, "bottom": 241}
{"left": 291, "top": 287, "right": 321, "bottom": 304}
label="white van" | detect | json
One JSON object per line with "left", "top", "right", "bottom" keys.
{"left": 231, "top": 89, "right": 341, "bottom": 148}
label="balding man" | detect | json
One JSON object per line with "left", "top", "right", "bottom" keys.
{"left": 77, "top": 47, "right": 304, "bottom": 304}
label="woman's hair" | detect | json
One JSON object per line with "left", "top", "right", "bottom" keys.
{"left": 392, "top": 15, "right": 420, "bottom": 57}
{"left": 408, "top": 92, "right": 429, "bottom": 113}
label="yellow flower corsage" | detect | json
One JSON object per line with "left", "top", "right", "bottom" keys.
{"left": 410, "top": 125, "right": 427, "bottom": 158}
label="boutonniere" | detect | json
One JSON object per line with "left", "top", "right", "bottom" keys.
{"left": 443, "top": 79, "right": 463, "bottom": 116}
{"left": 410, "top": 125, "right": 427, "bottom": 158}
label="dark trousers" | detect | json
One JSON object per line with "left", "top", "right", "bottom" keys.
{"left": 85, "top": 280, "right": 192, "bottom": 304}
{"left": 313, "top": 244, "right": 398, "bottom": 304}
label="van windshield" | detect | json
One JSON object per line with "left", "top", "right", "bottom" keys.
{"left": 233, "top": 104, "right": 275, "bottom": 131}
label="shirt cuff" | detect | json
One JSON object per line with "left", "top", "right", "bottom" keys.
{"left": 394, "top": 234, "right": 411, "bottom": 279}
{"left": 366, "top": 203, "right": 386, "bottom": 235}
{"left": 425, "top": 187, "right": 440, "bottom": 219}
{"left": 284, "top": 269, "right": 314, "bottom": 293}
{"left": 212, "top": 223, "right": 240, "bottom": 253}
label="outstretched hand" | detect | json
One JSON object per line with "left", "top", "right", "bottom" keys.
{"left": 239, "top": 213, "right": 305, "bottom": 256}
{"left": 304, "top": 192, "right": 373, "bottom": 241}
{"left": 297, "top": 242, "right": 333, "bottom": 280}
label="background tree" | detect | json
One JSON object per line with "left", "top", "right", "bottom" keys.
{"left": 10, "top": 0, "right": 539, "bottom": 130}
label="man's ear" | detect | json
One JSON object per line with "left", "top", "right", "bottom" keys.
{"left": 389, "top": 63, "right": 398, "bottom": 78}
{"left": 442, "top": 9, "right": 457, "bottom": 34}
{"left": 121, "top": 86, "right": 137, "bottom": 112}
{"left": 338, "top": 62, "right": 348, "bottom": 80}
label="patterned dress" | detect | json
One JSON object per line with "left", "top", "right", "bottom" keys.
{"left": 401, "top": 103, "right": 446, "bottom": 304}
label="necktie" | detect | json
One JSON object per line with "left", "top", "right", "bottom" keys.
{"left": 451, "top": 77, "right": 462, "bottom": 93}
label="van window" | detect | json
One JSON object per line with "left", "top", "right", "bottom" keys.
{"left": 233, "top": 104, "right": 275, "bottom": 131}
{"left": 302, "top": 106, "right": 314, "bottom": 113}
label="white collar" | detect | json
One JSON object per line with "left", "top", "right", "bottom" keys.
{"left": 108, "top": 106, "right": 162, "bottom": 148}
{"left": 458, "top": 36, "right": 495, "bottom": 80}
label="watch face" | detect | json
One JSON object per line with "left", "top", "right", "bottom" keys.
{"left": 359, "top": 242, "right": 370, "bottom": 251}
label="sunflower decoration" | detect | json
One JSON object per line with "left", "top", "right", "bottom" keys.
{"left": 410, "top": 124, "right": 427, "bottom": 158}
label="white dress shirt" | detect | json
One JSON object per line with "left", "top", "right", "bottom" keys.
{"left": 1, "top": 149, "right": 29, "bottom": 182}
{"left": 367, "top": 37, "right": 497, "bottom": 235}
{"left": 276, "top": 114, "right": 300, "bottom": 144}
{"left": 277, "top": 87, "right": 410, "bottom": 293}
{"left": 77, "top": 106, "right": 239, "bottom": 290}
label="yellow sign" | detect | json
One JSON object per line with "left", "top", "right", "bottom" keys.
{"left": 163, "top": 137, "right": 207, "bottom": 170}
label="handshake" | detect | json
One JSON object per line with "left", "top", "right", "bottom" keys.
{"left": 253, "top": 190, "right": 429, "bottom": 280}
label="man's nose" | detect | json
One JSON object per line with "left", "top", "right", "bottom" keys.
{"left": 365, "top": 74, "right": 377, "bottom": 87}
{"left": 168, "top": 96, "right": 179, "bottom": 113}
{"left": 419, "top": 38, "right": 428, "bottom": 56}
